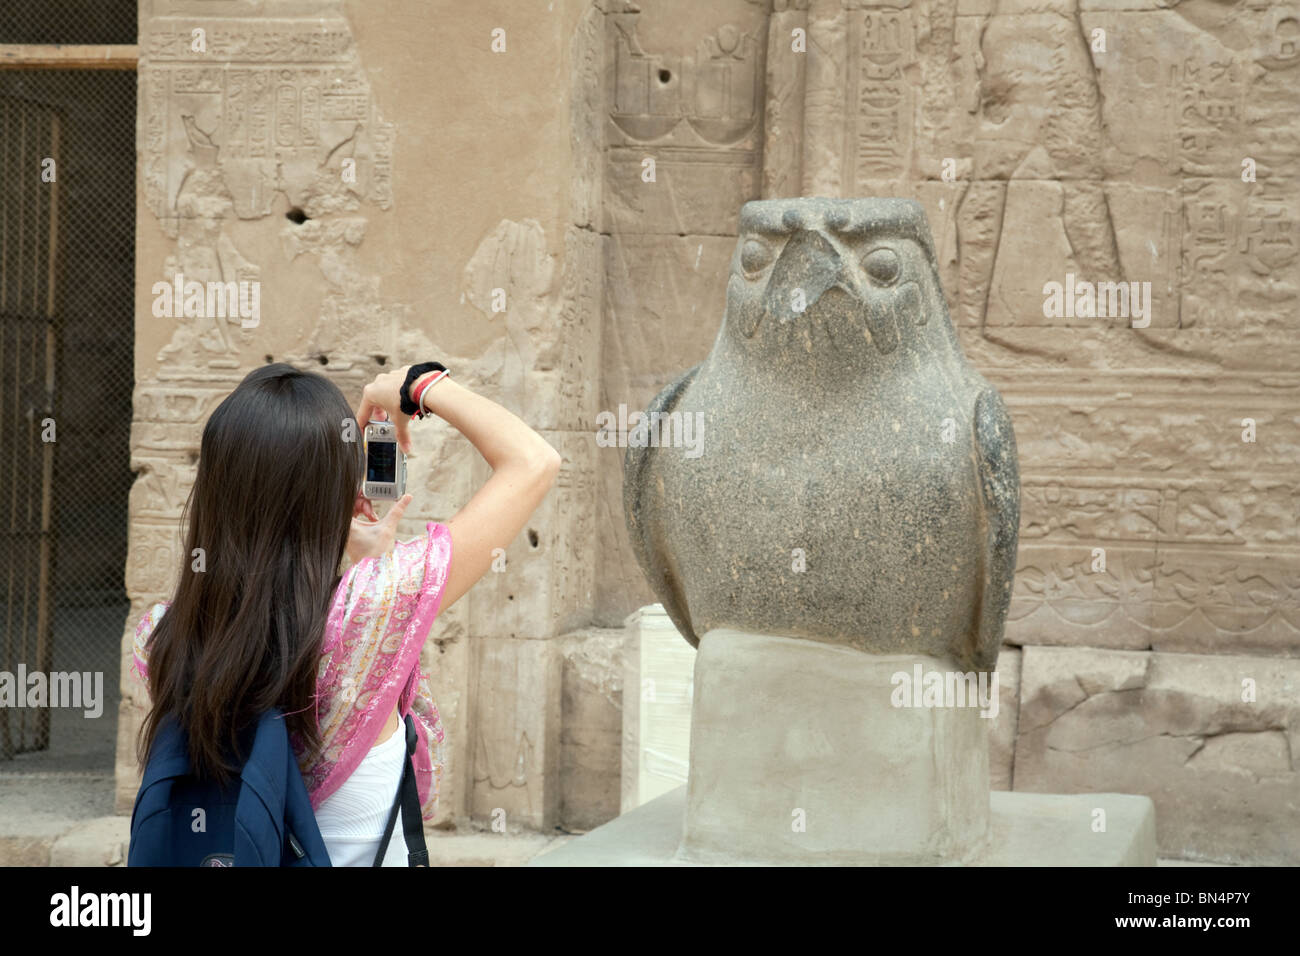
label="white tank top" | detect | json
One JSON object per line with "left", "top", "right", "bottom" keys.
{"left": 314, "top": 722, "right": 409, "bottom": 867}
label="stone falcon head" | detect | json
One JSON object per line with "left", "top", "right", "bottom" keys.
{"left": 723, "top": 197, "right": 959, "bottom": 381}
{"left": 624, "top": 196, "right": 1019, "bottom": 673}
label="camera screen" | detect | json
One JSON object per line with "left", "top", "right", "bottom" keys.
{"left": 367, "top": 440, "right": 397, "bottom": 482}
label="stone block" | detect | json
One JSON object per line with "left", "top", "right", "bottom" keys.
{"left": 557, "top": 628, "right": 625, "bottom": 832}
{"left": 621, "top": 605, "right": 695, "bottom": 814}
{"left": 468, "top": 429, "right": 596, "bottom": 642}
{"left": 682, "top": 631, "right": 992, "bottom": 866}
{"left": 595, "top": 233, "right": 738, "bottom": 625}
{"left": 527, "top": 785, "right": 1156, "bottom": 868}
{"left": 50, "top": 817, "right": 131, "bottom": 867}
{"left": 989, "top": 647, "right": 1021, "bottom": 791}
{"left": 467, "top": 637, "right": 563, "bottom": 831}
{"left": 419, "top": 592, "right": 470, "bottom": 826}
{"left": 1014, "top": 645, "right": 1300, "bottom": 865}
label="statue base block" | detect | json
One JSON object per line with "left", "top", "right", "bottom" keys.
{"left": 529, "top": 784, "right": 1157, "bottom": 866}
{"left": 685, "top": 631, "right": 993, "bottom": 864}
{"left": 530, "top": 629, "right": 1156, "bottom": 867}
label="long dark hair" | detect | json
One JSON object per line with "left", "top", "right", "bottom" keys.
{"left": 137, "top": 363, "right": 362, "bottom": 785}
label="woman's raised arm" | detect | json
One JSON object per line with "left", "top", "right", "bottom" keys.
{"left": 356, "top": 366, "right": 561, "bottom": 612}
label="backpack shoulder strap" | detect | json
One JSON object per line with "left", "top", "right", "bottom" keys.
{"left": 372, "top": 713, "right": 429, "bottom": 867}
{"left": 138, "top": 715, "right": 193, "bottom": 788}
{"left": 235, "top": 709, "right": 330, "bottom": 866}
{"left": 129, "top": 716, "right": 192, "bottom": 840}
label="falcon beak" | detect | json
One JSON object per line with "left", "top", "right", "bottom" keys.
{"left": 762, "top": 229, "right": 843, "bottom": 319}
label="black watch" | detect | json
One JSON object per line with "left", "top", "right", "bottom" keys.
{"left": 400, "top": 362, "right": 448, "bottom": 417}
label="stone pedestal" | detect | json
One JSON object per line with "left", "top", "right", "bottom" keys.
{"left": 621, "top": 605, "right": 695, "bottom": 814}
{"left": 529, "top": 784, "right": 1158, "bottom": 867}
{"left": 530, "top": 629, "right": 1157, "bottom": 867}
{"left": 682, "top": 630, "right": 990, "bottom": 865}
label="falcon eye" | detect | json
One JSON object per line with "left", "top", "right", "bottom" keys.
{"left": 739, "top": 238, "right": 774, "bottom": 277}
{"left": 862, "top": 247, "right": 901, "bottom": 285}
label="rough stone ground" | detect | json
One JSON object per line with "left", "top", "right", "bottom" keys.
{"left": 0, "top": 774, "right": 1226, "bottom": 867}
{"left": 0, "top": 774, "right": 575, "bottom": 866}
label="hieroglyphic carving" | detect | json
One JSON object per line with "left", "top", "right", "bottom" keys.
{"left": 1155, "top": 7, "right": 1300, "bottom": 331}
{"left": 140, "top": 14, "right": 398, "bottom": 374}
{"left": 690, "top": 26, "right": 761, "bottom": 143}
{"left": 1012, "top": 543, "right": 1300, "bottom": 653}
{"left": 799, "top": 0, "right": 849, "bottom": 196}
{"left": 1011, "top": 546, "right": 1156, "bottom": 649}
{"left": 1240, "top": 13, "right": 1299, "bottom": 320}
{"left": 608, "top": 12, "right": 763, "bottom": 144}
{"left": 569, "top": 2, "right": 605, "bottom": 229}
{"left": 461, "top": 218, "right": 565, "bottom": 430}
{"left": 129, "top": 458, "right": 198, "bottom": 525}
{"left": 278, "top": 216, "right": 404, "bottom": 366}
{"left": 553, "top": 225, "right": 603, "bottom": 433}
{"left": 1018, "top": 474, "right": 1299, "bottom": 545}
{"left": 1181, "top": 178, "right": 1239, "bottom": 326}
{"left": 143, "top": 23, "right": 353, "bottom": 62}
{"left": 468, "top": 636, "right": 561, "bottom": 828}
{"left": 1010, "top": 453, "right": 1300, "bottom": 655}
{"left": 1176, "top": 56, "right": 1244, "bottom": 178}
{"left": 143, "top": 55, "right": 393, "bottom": 223}
{"left": 843, "top": 1, "right": 914, "bottom": 188}
{"left": 609, "top": 13, "right": 681, "bottom": 141}
{"left": 603, "top": 9, "right": 767, "bottom": 235}
{"left": 1150, "top": 550, "right": 1300, "bottom": 653}
{"left": 1004, "top": 382, "right": 1298, "bottom": 473}
{"left": 761, "top": 0, "right": 809, "bottom": 197}
{"left": 550, "top": 431, "right": 597, "bottom": 634}
{"left": 958, "top": 10, "right": 1121, "bottom": 335}
{"left": 124, "top": 522, "right": 185, "bottom": 604}
{"left": 155, "top": 229, "right": 260, "bottom": 367}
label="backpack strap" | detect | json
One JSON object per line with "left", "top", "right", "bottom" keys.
{"left": 373, "top": 713, "right": 429, "bottom": 867}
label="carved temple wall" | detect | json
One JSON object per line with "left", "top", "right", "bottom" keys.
{"left": 119, "top": 0, "right": 607, "bottom": 832}
{"left": 591, "top": 0, "right": 1300, "bottom": 864}
{"left": 119, "top": 0, "right": 1299, "bottom": 862}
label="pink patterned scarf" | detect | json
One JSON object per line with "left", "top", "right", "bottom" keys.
{"left": 132, "top": 522, "right": 452, "bottom": 820}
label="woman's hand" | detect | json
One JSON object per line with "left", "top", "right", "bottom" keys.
{"left": 355, "top": 366, "right": 417, "bottom": 452}
{"left": 346, "top": 492, "right": 412, "bottom": 564}
{"left": 353, "top": 489, "right": 377, "bottom": 523}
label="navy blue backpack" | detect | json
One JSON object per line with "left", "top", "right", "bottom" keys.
{"left": 128, "top": 708, "right": 332, "bottom": 867}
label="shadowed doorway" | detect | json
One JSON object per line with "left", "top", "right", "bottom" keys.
{"left": 0, "top": 2, "right": 136, "bottom": 773}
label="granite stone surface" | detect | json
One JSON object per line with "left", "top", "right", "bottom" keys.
{"left": 625, "top": 198, "right": 1020, "bottom": 671}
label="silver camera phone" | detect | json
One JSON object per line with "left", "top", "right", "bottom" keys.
{"left": 363, "top": 419, "right": 406, "bottom": 500}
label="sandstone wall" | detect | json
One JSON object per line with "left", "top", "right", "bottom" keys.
{"left": 120, "top": 0, "right": 1300, "bottom": 863}
{"left": 590, "top": 0, "right": 1300, "bottom": 864}
{"left": 119, "top": 0, "right": 605, "bottom": 833}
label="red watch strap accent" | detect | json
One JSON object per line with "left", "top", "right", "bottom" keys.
{"left": 411, "top": 379, "right": 430, "bottom": 419}
{"left": 411, "top": 370, "right": 448, "bottom": 418}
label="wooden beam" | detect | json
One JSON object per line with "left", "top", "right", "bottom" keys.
{"left": 0, "top": 45, "right": 138, "bottom": 70}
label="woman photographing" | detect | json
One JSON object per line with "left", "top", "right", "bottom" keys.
{"left": 131, "top": 361, "right": 560, "bottom": 865}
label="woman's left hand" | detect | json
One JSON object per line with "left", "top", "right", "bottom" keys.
{"left": 346, "top": 493, "right": 412, "bottom": 564}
